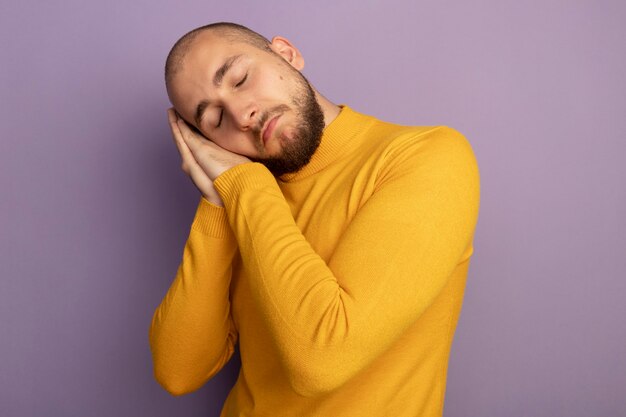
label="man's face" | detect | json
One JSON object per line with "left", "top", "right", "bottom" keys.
{"left": 167, "top": 32, "right": 324, "bottom": 176}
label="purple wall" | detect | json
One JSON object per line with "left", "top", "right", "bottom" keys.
{"left": 1, "top": 1, "right": 624, "bottom": 416}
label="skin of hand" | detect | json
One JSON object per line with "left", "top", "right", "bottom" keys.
{"left": 167, "top": 108, "right": 252, "bottom": 207}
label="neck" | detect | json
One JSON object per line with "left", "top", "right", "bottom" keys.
{"left": 314, "top": 90, "right": 341, "bottom": 128}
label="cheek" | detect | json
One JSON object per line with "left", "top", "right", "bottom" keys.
{"left": 258, "top": 65, "right": 291, "bottom": 97}
{"left": 254, "top": 65, "right": 302, "bottom": 112}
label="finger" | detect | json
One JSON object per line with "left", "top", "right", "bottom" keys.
{"left": 167, "top": 110, "right": 192, "bottom": 156}
{"left": 167, "top": 111, "right": 186, "bottom": 156}
{"left": 167, "top": 107, "right": 176, "bottom": 124}
{"left": 167, "top": 110, "right": 201, "bottom": 171}
{"left": 167, "top": 109, "right": 183, "bottom": 149}
{"left": 166, "top": 110, "right": 216, "bottom": 198}
{"left": 174, "top": 127, "right": 211, "bottom": 184}
{"left": 176, "top": 117, "right": 207, "bottom": 154}
{"left": 176, "top": 138, "right": 213, "bottom": 190}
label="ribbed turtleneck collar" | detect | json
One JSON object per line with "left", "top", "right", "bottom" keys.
{"left": 278, "top": 105, "right": 374, "bottom": 183}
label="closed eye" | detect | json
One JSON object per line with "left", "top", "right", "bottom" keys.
{"left": 216, "top": 109, "right": 223, "bottom": 128}
{"left": 216, "top": 72, "right": 247, "bottom": 128}
{"left": 235, "top": 73, "right": 248, "bottom": 87}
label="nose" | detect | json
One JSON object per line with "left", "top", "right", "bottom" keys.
{"left": 229, "top": 99, "right": 258, "bottom": 131}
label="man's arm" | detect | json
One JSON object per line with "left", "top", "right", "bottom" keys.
{"left": 148, "top": 110, "right": 243, "bottom": 396}
{"left": 149, "top": 197, "right": 239, "bottom": 396}
{"left": 211, "top": 126, "right": 480, "bottom": 397}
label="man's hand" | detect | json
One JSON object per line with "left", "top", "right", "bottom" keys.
{"left": 167, "top": 108, "right": 252, "bottom": 207}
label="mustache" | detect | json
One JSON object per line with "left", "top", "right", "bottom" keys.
{"left": 251, "top": 104, "right": 291, "bottom": 139}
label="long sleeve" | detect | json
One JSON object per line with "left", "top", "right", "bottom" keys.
{"left": 213, "top": 126, "right": 480, "bottom": 397}
{"left": 149, "top": 197, "right": 239, "bottom": 396}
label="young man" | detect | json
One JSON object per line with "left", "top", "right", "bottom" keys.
{"left": 150, "top": 22, "right": 480, "bottom": 417}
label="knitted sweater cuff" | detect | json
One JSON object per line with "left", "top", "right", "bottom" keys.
{"left": 191, "top": 196, "right": 232, "bottom": 238}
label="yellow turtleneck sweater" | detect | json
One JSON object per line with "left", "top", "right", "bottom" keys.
{"left": 149, "top": 105, "right": 480, "bottom": 416}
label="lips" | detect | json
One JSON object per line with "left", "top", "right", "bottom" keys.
{"left": 262, "top": 115, "right": 280, "bottom": 145}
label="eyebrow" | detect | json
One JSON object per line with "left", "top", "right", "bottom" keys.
{"left": 194, "top": 54, "right": 243, "bottom": 127}
{"left": 214, "top": 54, "right": 242, "bottom": 86}
{"left": 194, "top": 99, "right": 210, "bottom": 127}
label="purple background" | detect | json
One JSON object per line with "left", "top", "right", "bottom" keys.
{"left": 1, "top": 1, "right": 624, "bottom": 416}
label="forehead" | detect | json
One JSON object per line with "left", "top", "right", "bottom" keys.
{"left": 168, "top": 32, "right": 259, "bottom": 114}
{"left": 180, "top": 31, "right": 257, "bottom": 76}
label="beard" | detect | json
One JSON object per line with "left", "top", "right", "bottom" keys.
{"left": 249, "top": 68, "right": 325, "bottom": 178}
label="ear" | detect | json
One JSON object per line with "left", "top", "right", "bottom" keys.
{"left": 269, "top": 36, "right": 305, "bottom": 70}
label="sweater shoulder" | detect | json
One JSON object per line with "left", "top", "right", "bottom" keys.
{"left": 377, "top": 124, "right": 472, "bottom": 154}
{"left": 363, "top": 122, "right": 477, "bottom": 174}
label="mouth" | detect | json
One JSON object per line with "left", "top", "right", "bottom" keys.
{"left": 262, "top": 115, "right": 280, "bottom": 145}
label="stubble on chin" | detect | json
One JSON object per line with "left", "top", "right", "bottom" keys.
{"left": 250, "top": 68, "right": 325, "bottom": 177}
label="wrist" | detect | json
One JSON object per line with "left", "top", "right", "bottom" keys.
{"left": 202, "top": 193, "right": 224, "bottom": 208}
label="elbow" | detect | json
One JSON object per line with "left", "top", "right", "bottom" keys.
{"left": 149, "top": 340, "right": 196, "bottom": 396}
{"left": 150, "top": 348, "right": 204, "bottom": 397}
{"left": 158, "top": 381, "right": 191, "bottom": 397}
{"left": 153, "top": 367, "right": 201, "bottom": 397}
{"left": 149, "top": 340, "right": 233, "bottom": 397}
